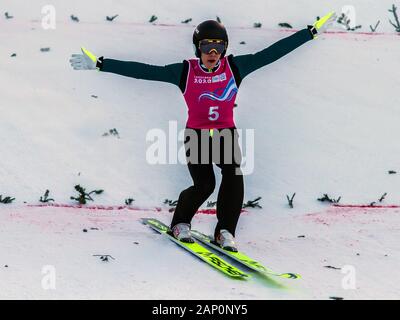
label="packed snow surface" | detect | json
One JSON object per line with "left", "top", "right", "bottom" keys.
{"left": 0, "top": 0, "right": 399, "bottom": 299}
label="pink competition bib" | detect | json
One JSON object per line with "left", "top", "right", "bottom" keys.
{"left": 183, "top": 57, "right": 238, "bottom": 129}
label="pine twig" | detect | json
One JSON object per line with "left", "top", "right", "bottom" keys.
{"left": 389, "top": 4, "right": 400, "bottom": 32}
{"left": 286, "top": 193, "right": 296, "bottom": 208}
{"left": 370, "top": 193, "right": 388, "bottom": 206}
{"left": 39, "top": 190, "right": 54, "bottom": 203}
{"left": 164, "top": 199, "right": 178, "bottom": 207}
{"left": 206, "top": 200, "right": 217, "bottom": 208}
{"left": 0, "top": 195, "right": 15, "bottom": 204}
{"left": 379, "top": 192, "right": 387, "bottom": 202}
{"left": 318, "top": 194, "right": 341, "bottom": 204}
{"left": 70, "top": 15, "right": 79, "bottom": 22}
{"left": 149, "top": 15, "right": 158, "bottom": 23}
{"left": 70, "top": 185, "right": 103, "bottom": 205}
{"left": 93, "top": 254, "right": 115, "bottom": 262}
{"left": 278, "top": 22, "right": 292, "bottom": 28}
{"left": 370, "top": 20, "right": 381, "bottom": 32}
{"left": 243, "top": 197, "right": 262, "bottom": 209}
{"left": 106, "top": 14, "right": 119, "bottom": 22}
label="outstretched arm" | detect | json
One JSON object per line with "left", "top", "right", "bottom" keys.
{"left": 232, "top": 28, "right": 313, "bottom": 80}
{"left": 231, "top": 12, "right": 337, "bottom": 82}
{"left": 98, "top": 58, "right": 184, "bottom": 86}
{"left": 69, "top": 47, "right": 184, "bottom": 87}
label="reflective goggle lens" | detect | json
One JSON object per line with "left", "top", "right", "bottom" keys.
{"left": 198, "top": 39, "right": 226, "bottom": 54}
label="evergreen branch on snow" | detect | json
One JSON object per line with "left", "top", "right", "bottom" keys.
{"left": 243, "top": 197, "right": 262, "bottom": 208}
{"left": 39, "top": 190, "right": 54, "bottom": 203}
{"left": 149, "top": 15, "right": 158, "bottom": 23}
{"left": 370, "top": 20, "right": 381, "bottom": 32}
{"left": 318, "top": 194, "right": 341, "bottom": 204}
{"left": 389, "top": 4, "right": 400, "bottom": 32}
{"left": 369, "top": 192, "right": 387, "bottom": 206}
{"left": 102, "top": 128, "right": 120, "bottom": 138}
{"left": 164, "top": 199, "right": 178, "bottom": 207}
{"left": 379, "top": 192, "right": 387, "bottom": 202}
{"left": 70, "top": 185, "right": 104, "bottom": 205}
{"left": 70, "top": 15, "right": 79, "bottom": 22}
{"left": 106, "top": 14, "right": 119, "bottom": 22}
{"left": 286, "top": 193, "right": 296, "bottom": 208}
{"left": 337, "top": 13, "right": 362, "bottom": 31}
{"left": 278, "top": 22, "right": 292, "bottom": 28}
{"left": 93, "top": 254, "right": 115, "bottom": 262}
{"left": 206, "top": 200, "right": 217, "bottom": 208}
{"left": 0, "top": 195, "right": 15, "bottom": 204}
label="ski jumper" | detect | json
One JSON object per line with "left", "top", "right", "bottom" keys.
{"left": 98, "top": 28, "right": 314, "bottom": 237}
{"left": 172, "top": 57, "right": 243, "bottom": 237}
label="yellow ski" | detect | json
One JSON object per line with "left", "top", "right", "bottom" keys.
{"left": 141, "top": 218, "right": 249, "bottom": 280}
{"left": 191, "top": 229, "right": 301, "bottom": 280}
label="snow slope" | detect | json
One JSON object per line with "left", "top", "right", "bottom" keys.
{"left": 0, "top": 0, "right": 399, "bottom": 299}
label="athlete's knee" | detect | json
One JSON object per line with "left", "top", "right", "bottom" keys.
{"left": 195, "top": 179, "right": 216, "bottom": 198}
{"left": 220, "top": 164, "right": 243, "bottom": 178}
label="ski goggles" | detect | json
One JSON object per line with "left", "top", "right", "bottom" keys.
{"left": 198, "top": 39, "right": 226, "bottom": 55}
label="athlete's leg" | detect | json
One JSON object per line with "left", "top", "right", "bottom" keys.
{"left": 214, "top": 129, "right": 244, "bottom": 238}
{"left": 214, "top": 164, "right": 244, "bottom": 237}
{"left": 171, "top": 128, "right": 215, "bottom": 228}
{"left": 171, "top": 163, "right": 215, "bottom": 228}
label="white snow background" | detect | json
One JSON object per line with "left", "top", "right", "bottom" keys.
{"left": 0, "top": 0, "right": 399, "bottom": 299}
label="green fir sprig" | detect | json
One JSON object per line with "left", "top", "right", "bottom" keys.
{"left": 318, "top": 194, "right": 341, "bottom": 204}
{"left": 70, "top": 185, "right": 104, "bottom": 205}
{"left": 39, "top": 190, "right": 54, "bottom": 203}
{"left": 243, "top": 197, "right": 262, "bottom": 209}
{"left": 0, "top": 195, "right": 15, "bottom": 204}
{"left": 389, "top": 4, "right": 400, "bottom": 32}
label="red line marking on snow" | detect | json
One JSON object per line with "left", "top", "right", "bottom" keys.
{"left": 333, "top": 204, "right": 400, "bottom": 209}
{"left": 26, "top": 203, "right": 247, "bottom": 215}
{"left": 23, "top": 20, "right": 400, "bottom": 37}
{"left": 303, "top": 205, "right": 400, "bottom": 225}
{"left": 28, "top": 203, "right": 163, "bottom": 212}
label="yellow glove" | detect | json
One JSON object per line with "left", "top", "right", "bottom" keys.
{"left": 312, "top": 11, "right": 337, "bottom": 38}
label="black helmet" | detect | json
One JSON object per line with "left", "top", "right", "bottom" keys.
{"left": 193, "top": 20, "right": 228, "bottom": 58}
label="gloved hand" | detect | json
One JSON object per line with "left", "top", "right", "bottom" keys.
{"left": 313, "top": 11, "right": 337, "bottom": 35}
{"left": 69, "top": 47, "right": 98, "bottom": 70}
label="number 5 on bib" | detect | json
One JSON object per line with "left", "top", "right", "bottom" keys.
{"left": 208, "top": 106, "right": 219, "bottom": 121}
